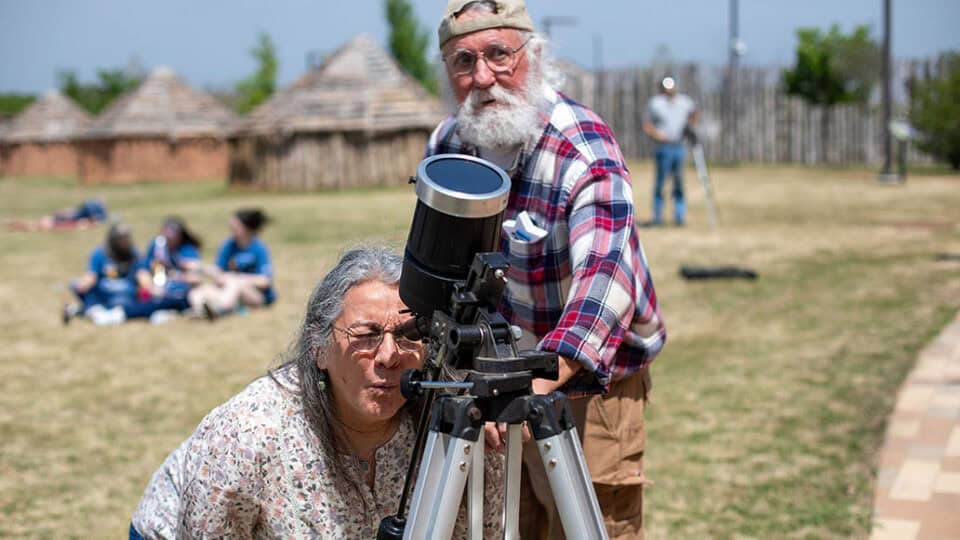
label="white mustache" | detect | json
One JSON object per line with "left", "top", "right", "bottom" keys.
{"left": 468, "top": 84, "right": 525, "bottom": 109}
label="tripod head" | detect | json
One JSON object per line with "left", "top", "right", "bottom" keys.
{"left": 402, "top": 251, "right": 558, "bottom": 413}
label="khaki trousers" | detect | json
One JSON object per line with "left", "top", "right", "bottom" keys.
{"left": 518, "top": 370, "right": 650, "bottom": 540}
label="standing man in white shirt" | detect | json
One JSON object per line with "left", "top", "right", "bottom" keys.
{"left": 642, "top": 76, "right": 698, "bottom": 226}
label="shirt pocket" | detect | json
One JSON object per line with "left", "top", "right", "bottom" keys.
{"left": 504, "top": 231, "right": 551, "bottom": 305}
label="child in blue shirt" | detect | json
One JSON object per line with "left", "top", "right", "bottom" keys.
{"left": 188, "top": 209, "right": 275, "bottom": 319}
{"left": 137, "top": 217, "right": 203, "bottom": 315}
{"left": 65, "top": 222, "right": 143, "bottom": 325}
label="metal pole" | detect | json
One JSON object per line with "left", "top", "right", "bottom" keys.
{"left": 879, "top": 0, "right": 894, "bottom": 177}
{"left": 729, "top": 0, "right": 740, "bottom": 74}
{"left": 593, "top": 34, "right": 603, "bottom": 72}
{"left": 541, "top": 16, "right": 578, "bottom": 41}
{"left": 725, "top": 0, "right": 740, "bottom": 163}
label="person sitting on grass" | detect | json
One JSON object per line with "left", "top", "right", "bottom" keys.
{"left": 64, "top": 221, "right": 141, "bottom": 325}
{"left": 188, "top": 208, "right": 275, "bottom": 320}
{"left": 8, "top": 197, "right": 108, "bottom": 232}
{"left": 134, "top": 216, "right": 204, "bottom": 323}
{"left": 130, "top": 247, "right": 505, "bottom": 538}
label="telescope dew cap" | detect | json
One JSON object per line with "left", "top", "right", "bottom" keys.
{"left": 415, "top": 154, "right": 510, "bottom": 219}
{"left": 439, "top": 0, "right": 536, "bottom": 47}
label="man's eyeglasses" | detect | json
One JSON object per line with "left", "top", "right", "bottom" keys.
{"left": 443, "top": 38, "right": 531, "bottom": 78}
{"left": 333, "top": 322, "right": 422, "bottom": 353}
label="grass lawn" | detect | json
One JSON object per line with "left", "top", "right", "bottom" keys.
{"left": 0, "top": 164, "right": 957, "bottom": 538}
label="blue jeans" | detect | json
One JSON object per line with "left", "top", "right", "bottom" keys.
{"left": 653, "top": 143, "right": 687, "bottom": 225}
{"left": 71, "top": 283, "right": 189, "bottom": 319}
{"left": 129, "top": 523, "right": 145, "bottom": 540}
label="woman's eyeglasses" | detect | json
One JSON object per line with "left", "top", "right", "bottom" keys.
{"left": 334, "top": 322, "right": 422, "bottom": 353}
{"left": 443, "top": 38, "right": 531, "bottom": 78}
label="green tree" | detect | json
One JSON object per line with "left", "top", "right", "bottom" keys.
{"left": 910, "top": 53, "right": 960, "bottom": 169}
{"left": 234, "top": 32, "right": 278, "bottom": 114}
{"left": 386, "top": 0, "right": 437, "bottom": 94}
{"left": 782, "top": 24, "right": 880, "bottom": 160}
{"left": 783, "top": 24, "right": 880, "bottom": 106}
{"left": 58, "top": 67, "right": 143, "bottom": 114}
{"left": 0, "top": 93, "right": 36, "bottom": 116}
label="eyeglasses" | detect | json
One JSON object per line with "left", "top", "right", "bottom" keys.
{"left": 443, "top": 38, "right": 531, "bottom": 78}
{"left": 333, "top": 322, "right": 422, "bottom": 353}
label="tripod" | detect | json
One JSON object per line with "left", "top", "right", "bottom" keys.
{"left": 378, "top": 253, "right": 608, "bottom": 540}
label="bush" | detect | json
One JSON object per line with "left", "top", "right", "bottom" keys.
{"left": 910, "top": 53, "right": 960, "bottom": 170}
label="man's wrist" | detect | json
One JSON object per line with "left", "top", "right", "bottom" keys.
{"left": 532, "top": 355, "right": 583, "bottom": 394}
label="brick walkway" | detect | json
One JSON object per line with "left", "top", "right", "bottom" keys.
{"left": 870, "top": 313, "right": 960, "bottom": 540}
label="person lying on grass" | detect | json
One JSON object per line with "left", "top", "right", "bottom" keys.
{"left": 8, "top": 197, "right": 108, "bottom": 232}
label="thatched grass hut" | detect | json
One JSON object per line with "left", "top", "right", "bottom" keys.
{"left": 77, "top": 66, "right": 236, "bottom": 184}
{"left": 0, "top": 91, "right": 91, "bottom": 178}
{"left": 229, "top": 35, "right": 446, "bottom": 191}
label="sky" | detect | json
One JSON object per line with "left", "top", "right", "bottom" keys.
{"left": 1, "top": 0, "right": 958, "bottom": 94}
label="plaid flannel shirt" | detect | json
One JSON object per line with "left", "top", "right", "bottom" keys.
{"left": 425, "top": 86, "right": 666, "bottom": 394}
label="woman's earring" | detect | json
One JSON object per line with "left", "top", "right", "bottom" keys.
{"left": 318, "top": 369, "right": 329, "bottom": 392}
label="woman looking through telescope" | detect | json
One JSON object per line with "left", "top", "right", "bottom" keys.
{"left": 130, "top": 247, "right": 504, "bottom": 539}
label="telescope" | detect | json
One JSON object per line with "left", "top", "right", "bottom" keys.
{"left": 379, "top": 154, "right": 608, "bottom": 540}
{"left": 396, "top": 154, "right": 509, "bottom": 336}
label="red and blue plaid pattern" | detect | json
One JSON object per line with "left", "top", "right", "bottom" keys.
{"left": 426, "top": 87, "right": 666, "bottom": 394}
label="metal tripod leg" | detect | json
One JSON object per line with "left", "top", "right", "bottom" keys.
{"left": 403, "top": 393, "right": 608, "bottom": 540}
{"left": 530, "top": 392, "right": 609, "bottom": 540}
{"left": 692, "top": 142, "right": 719, "bottom": 228}
{"left": 502, "top": 424, "right": 523, "bottom": 540}
{"left": 404, "top": 429, "right": 479, "bottom": 540}
{"left": 467, "top": 423, "right": 485, "bottom": 540}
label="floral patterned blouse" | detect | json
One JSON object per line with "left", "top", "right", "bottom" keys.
{"left": 132, "top": 366, "right": 505, "bottom": 539}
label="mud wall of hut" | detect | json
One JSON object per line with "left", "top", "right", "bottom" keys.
{"left": 0, "top": 142, "right": 82, "bottom": 177}
{"left": 228, "top": 130, "right": 428, "bottom": 191}
{"left": 78, "top": 137, "right": 229, "bottom": 183}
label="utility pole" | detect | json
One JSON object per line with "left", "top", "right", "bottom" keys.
{"left": 593, "top": 34, "right": 603, "bottom": 72}
{"left": 724, "top": 0, "right": 743, "bottom": 163}
{"left": 878, "top": 0, "right": 901, "bottom": 182}
{"left": 729, "top": 0, "right": 741, "bottom": 74}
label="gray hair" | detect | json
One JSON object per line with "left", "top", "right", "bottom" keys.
{"left": 271, "top": 246, "right": 403, "bottom": 500}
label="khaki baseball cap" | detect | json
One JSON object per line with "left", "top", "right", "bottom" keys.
{"left": 438, "top": 0, "right": 536, "bottom": 47}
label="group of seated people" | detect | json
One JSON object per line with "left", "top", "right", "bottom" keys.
{"left": 64, "top": 208, "right": 275, "bottom": 325}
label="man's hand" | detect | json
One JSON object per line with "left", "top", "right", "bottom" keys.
{"left": 483, "top": 421, "right": 531, "bottom": 452}
{"left": 531, "top": 355, "right": 582, "bottom": 395}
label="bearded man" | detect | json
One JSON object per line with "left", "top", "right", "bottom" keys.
{"left": 425, "top": 1, "right": 667, "bottom": 539}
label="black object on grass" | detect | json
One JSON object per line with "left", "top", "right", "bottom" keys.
{"left": 680, "top": 265, "right": 758, "bottom": 280}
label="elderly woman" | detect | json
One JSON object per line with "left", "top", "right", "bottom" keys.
{"left": 130, "top": 247, "right": 504, "bottom": 539}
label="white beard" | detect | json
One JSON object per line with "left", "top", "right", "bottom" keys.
{"left": 455, "top": 81, "right": 545, "bottom": 150}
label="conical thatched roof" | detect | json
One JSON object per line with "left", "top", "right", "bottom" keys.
{"left": 3, "top": 90, "right": 92, "bottom": 143}
{"left": 83, "top": 66, "right": 236, "bottom": 139}
{"left": 232, "top": 34, "right": 446, "bottom": 136}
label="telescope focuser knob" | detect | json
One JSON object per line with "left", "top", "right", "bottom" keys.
{"left": 400, "top": 369, "right": 423, "bottom": 400}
